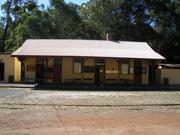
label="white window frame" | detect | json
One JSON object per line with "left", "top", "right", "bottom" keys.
{"left": 73, "top": 58, "right": 83, "bottom": 73}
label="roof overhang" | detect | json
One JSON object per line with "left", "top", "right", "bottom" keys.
{"left": 12, "top": 39, "right": 165, "bottom": 60}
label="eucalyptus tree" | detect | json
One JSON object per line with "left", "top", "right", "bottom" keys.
{"left": 145, "top": 0, "right": 180, "bottom": 63}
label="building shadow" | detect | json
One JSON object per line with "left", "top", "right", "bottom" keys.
{"left": 33, "top": 84, "right": 180, "bottom": 91}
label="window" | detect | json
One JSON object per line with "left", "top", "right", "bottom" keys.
{"left": 121, "top": 64, "right": 129, "bottom": 74}
{"left": 73, "top": 58, "right": 83, "bottom": 73}
{"left": 119, "top": 60, "right": 129, "bottom": 74}
{"left": 84, "top": 66, "right": 94, "bottom": 73}
{"left": 130, "top": 67, "right": 134, "bottom": 74}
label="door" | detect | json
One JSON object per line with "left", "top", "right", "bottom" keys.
{"left": 0, "top": 63, "right": 4, "bottom": 81}
{"left": 95, "top": 65, "right": 105, "bottom": 85}
{"left": 148, "top": 64, "right": 156, "bottom": 84}
{"left": 21, "top": 61, "right": 25, "bottom": 82}
{"left": 53, "top": 64, "right": 62, "bottom": 83}
{"left": 53, "top": 57, "right": 62, "bottom": 83}
{"left": 134, "top": 60, "right": 142, "bottom": 84}
{"left": 36, "top": 64, "right": 44, "bottom": 83}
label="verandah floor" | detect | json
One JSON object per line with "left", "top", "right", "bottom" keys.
{"left": 0, "top": 82, "right": 180, "bottom": 91}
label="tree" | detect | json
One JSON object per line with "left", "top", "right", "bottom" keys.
{"left": 2, "top": 0, "right": 50, "bottom": 51}
{"left": 0, "top": 0, "right": 13, "bottom": 51}
{"left": 80, "top": 0, "right": 157, "bottom": 41}
{"left": 48, "top": 0, "right": 82, "bottom": 38}
{"left": 0, "top": 0, "right": 180, "bottom": 63}
{"left": 145, "top": 0, "right": 180, "bottom": 63}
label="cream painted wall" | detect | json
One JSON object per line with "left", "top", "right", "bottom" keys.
{"left": 160, "top": 69, "right": 180, "bottom": 84}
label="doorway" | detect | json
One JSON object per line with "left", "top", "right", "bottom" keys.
{"left": 95, "top": 65, "right": 105, "bottom": 85}
{"left": 0, "top": 63, "right": 4, "bottom": 81}
{"left": 36, "top": 64, "right": 44, "bottom": 83}
{"left": 53, "top": 58, "right": 62, "bottom": 83}
{"left": 21, "top": 61, "right": 25, "bottom": 82}
{"left": 134, "top": 60, "right": 142, "bottom": 84}
{"left": 148, "top": 65, "right": 155, "bottom": 84}
{"left": 36, "top": 58, "right": 45, "bottom": 83}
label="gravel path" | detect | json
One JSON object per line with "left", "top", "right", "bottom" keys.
{"left": 1, "top": 88, "right": 180, "bottom": 106}
{"left": 0, "top": 88, "right": 180, "bottom": 135}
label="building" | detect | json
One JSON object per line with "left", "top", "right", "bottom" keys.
{"left": 0, "top": 53, "right": 21, "bottom": 82}
{"left": 12, "top": 39, "right": 165, "bottom": 85}
{"left": 156, "top": 64, "right": 180, "bottom": 85}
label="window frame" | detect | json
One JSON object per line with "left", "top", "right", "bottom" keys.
{"left": 95, "top": 58, "right": 105, "bottom": 65}
{"left": 73, "top": 57, "right": 84, "bottom": 74}
{"left": 119, "top": 60, "right": 130, "bottom": 75}
{"left": 83, "top": 66, "right": 94, "bottom": 73}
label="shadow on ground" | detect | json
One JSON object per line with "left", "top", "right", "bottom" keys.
{"left": 33, "top": 84, "right": 180, "bottom": 91}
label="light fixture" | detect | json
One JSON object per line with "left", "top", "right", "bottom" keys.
{"left": 158, "top": 65, "right": 162, "bottom": 69}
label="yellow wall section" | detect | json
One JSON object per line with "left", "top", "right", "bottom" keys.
{"left": 14, "top": 57, "right": 21, "bottom": 82}
{"left": 0, "top": 54, "right": 21, "bottom": 82}
{"left": 24, "top": 57, "right": 36, "bottom": 82}
{"left": 62, "top": 57, "right": 83, "bottom": 82}
{"left": 84, "top": 58, "right": 94, "bottom": 66}
{"left": 21, "top": 56, "right": 151, "bottom": 84}
{"left": 62, "top": 57, "right": 94, "bottom": 83}
{"left": 0, "top": 54, "right": 15, "bottom": 82}
{"left": 83, "top": 58, "right": 94, "bottom": 83}
{"left": 47, "top": 58, "right": 53, "bottom": 83}
{"left": 48, "top": 58, "right": 53, "bottom": 65}
{"left": 119, "top": 59, "right": 134, "bottom": 81}
{"left": 105, "top": 58, "right": 118, "bottom": 83}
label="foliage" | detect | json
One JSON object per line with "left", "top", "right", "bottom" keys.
{"left": 0, "top": 0, "right": 180, "bottom": 63}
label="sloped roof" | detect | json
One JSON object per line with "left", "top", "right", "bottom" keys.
{"left": 12, "top": 39, "right": 165, "bottom": 60}
{"left": 159, "top": 63, "right": 180, "bottom": 68}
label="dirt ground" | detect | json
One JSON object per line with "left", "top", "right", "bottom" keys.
{"left": 0, "top": 88, "right": 180, "bottom": 135}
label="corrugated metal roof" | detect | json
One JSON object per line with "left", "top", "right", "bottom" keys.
{"left": 12, "top": 39, "right": 165, "bottom": 60}
{"left": 159, "top": 63, "right": 180, "bottom": 68}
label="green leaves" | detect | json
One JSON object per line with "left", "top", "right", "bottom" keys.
{"left": 0, "top": 0, "right": 180, "bottom": 63}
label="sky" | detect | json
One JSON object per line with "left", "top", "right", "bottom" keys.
{"left": 0, "top": 0, "right": 88, "bottom": 16}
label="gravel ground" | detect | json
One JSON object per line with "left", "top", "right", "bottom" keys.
{"left": 0, "top": 88, "right": 180, "bottom": 106}
{"left": 0, "top": 88, "right": 180, "bottom": 135}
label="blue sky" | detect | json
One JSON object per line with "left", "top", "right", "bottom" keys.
{"left": 0, "top": 0, "right": 88, "bottom": 16}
